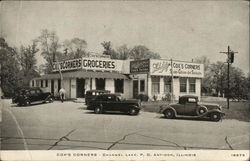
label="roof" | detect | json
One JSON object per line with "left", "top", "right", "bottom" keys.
{"left": 35, "top": 70, "right": 129, "bottom": 80}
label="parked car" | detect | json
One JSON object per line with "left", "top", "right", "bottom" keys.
{"left": 85, "top": 89, "right": 110, "bottom": 106}
{"left": 87, "top": 93, "right": 141, "bottom": 115}
{"left": 12, "top": 87, "right": 54, "bottom": 106}
{"left": 159, "top": 95, "right": 225, "bottom": 121}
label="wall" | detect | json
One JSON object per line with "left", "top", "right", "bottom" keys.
{"left": 70, "top": 79, "right": 76, "bottom": 98}
{"left": 106, "top": 79, "right": 115, "bottom": 93}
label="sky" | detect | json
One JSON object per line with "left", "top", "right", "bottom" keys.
{"left": 1, "top": 1, "right": 249, "bottom": 74}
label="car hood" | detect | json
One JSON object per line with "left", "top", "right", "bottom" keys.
{"left": 198, "top": 102, "right": 221, "bottom": 110}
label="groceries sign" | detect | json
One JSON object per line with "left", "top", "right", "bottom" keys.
{"left": 52, "top": 58, "right": 123, "bottom": 72}
{"left": 150, "top": 59, "right": 204, "bottom": 78}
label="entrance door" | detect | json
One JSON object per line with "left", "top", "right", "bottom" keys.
{"left": 133, "top": 80, "right": 139, "bottom": 98}
{"left": 77, "top": 78, "right": 85, "bottom": 98}
{"left": 51, "top": 80, "right": 54, "bottom": 94}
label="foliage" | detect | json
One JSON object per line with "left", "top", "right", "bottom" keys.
{"left": 37, "top": 29, "right": 61, "bottom": 73}
{"left": 195, "top": 56, "right": 250, "bottom": 99}
{"left": 0, "top": 38, "right": 21, "bottom": 97}
{"left": 130, "top": 45, "right": 160, "bottom": 60}
{"left": 136, "top": 94, "right": 149, "bottom": 102}
{"left": 62, "top": 38, "right": 88, "bottom": 60}
{"left": 101, "top": 41, "right": 161, "bottom": 60}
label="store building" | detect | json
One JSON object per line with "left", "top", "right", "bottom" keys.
{"left": 130, "top": 59, "right": 204, "bottom": 100}
{"left": 31, "top": 57, "right": 204, "bottom": 100}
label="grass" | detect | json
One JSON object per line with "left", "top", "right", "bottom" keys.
{"left": 142, "top": 97, "right": 250, "bottom": 122}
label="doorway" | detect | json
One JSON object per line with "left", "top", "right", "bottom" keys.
{"left": 77, "top": 78, "right": 85, "bottom": 98}
{"left": 51, "top": 80, "right": 54, "bottom": 94}
{"left": 96, "top": 78, "right": 105, "bottom": 90}
{"left": 133, "top": 80, "right": 139, "bottom": 98}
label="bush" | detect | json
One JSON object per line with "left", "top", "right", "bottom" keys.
{"left": 136, "top": 94, "right": 149, "bottom": 102}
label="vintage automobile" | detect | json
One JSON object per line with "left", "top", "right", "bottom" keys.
{"left": 159, "top": 95, "right": 225, "bottom": 121}
{"left": 12, "top": 87, "right": 54, "bottom": 106}
{"left": 87, "top": 93, "right": 141, "bottom": 115}
{"left": 85, "top": 89, "right": 110, "bottom": 107}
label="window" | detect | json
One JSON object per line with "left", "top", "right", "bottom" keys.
{"left": 180, "top": 78, "right": 187, "bottom": 92}
{"left": 152, "top": 77, "right": 160, "bottom": 94}
{"left": 164, "top": 77, "right": 172, "bottom": 93}
{"left": 188, "top": 98, "right": 196, "bottom": 103}
{"left": 41, "top": 80, "right": 44, "bottom": 88}
{"left": 115, "top": 79, "right": 124, "bottom": 93}
{"left": 140, "top": 80, "right": 145, "bottom": 92}
{"left": 36, "top": 80, "right": 39, "bottom": 87}
{"left": 45, "top": 80, "right": 48, "bottom": 87}
{"left": 96, "top": 78, "right": 105, "bottom": 90}
{"left": 189, "top": 78, "right": 196, "bottom": 93}
{"left": 32, "top": 80, "right": 34, "bottom": 87}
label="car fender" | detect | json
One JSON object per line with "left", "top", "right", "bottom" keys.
{"left": 129, "top": 105, "right": 140, "bottom": 110}
{"left": 206, "top": 109, "right": 225, "bottom": 116}
{"left": 161, "top": 106, "right": 177, "bottom": 116}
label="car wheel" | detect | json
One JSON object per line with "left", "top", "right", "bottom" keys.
{"left": 210, "top": 112, "right": 221, "bottom": 122}
{"left": 129, "top": 108, "right": 139, "bottom": 115}
{"left": 196, "top": 106, "right": 208, "bottom": 115}
{"left": 17, "top": 102, "right": 22, "bottom": 106}
{"left": 94, "top": 105, "right": 102, "bottom": 114}
{"left": 164, "top": 109, "right": 175, "bottom": 119}
{"left": 24, "top": 100, "right": 31, "bottom": 106}
{"left": 49, "top": 97, "right": 54, "bottom": 103}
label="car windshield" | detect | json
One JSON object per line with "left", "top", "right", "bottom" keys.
{"left": 116, "top": 95, "right": 123, "bottom": 101}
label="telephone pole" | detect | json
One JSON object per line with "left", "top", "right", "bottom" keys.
{"left": 220, "top": 46, "right": 238, "bottom": 109}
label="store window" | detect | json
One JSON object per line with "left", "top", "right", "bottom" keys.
{"left": 41, "top": 80, "right": 43, "bottom": 87}
{"left": 115, "top": 79, "right": 124, "bottom": 93}
{"left": 96, "top": 78, "right": 105, "bottom": 90}
{"left": 164, "top": 77, "right": 172, "bottom": 93}
{"left": 180, "top": 78, "right": 187, "bottom": 92}
{"left": 45, "top": 80, "right": 48, "bottom": 87}
{"left": 151, "top": 77, "right": 160, "bottom": 94}
{"left": 189, "top": 78, "right": 196, "bottom": 93}
{"left": 140, "top": 80, "right": 145, "bottom": 92}
{"left": 32, "top": 80, "right": 34, "bottom": 87}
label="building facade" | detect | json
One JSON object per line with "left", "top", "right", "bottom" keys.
{"left": 31, "top": 57, "right": 204, "bottom": 100}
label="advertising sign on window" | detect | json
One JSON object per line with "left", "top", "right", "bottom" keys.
{"left": 130, "top": 59, "right": 150, "bottom": 73}
{"left": 150, "top": 59, "right": 204, "bottom": 78}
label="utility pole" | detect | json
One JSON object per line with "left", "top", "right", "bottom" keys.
{"left": 220, "top": 46, "right": 238, "bottom": 109}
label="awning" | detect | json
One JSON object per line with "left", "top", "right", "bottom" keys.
{"left": 35, "top": 70, "right": 129, "bottom": 80}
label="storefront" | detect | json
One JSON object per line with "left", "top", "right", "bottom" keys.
{"left": 130, "top": 59, "right": 204, "bottom": 100}
{"left": 31, "top": 57, "right": 132, "bottom": 99}
{"left": 31, "top": 57, "right": 204, "bottom": 100}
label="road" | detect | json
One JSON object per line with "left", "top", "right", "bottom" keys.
{"left": 0, "top": 99, "right": 249, "bottom": 150}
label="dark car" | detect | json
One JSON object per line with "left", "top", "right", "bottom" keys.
{"left": 85, "top": 89, "right": 110, "bottom": 106}
{"left": 87, "top": 93, "right": 141, "bottom": 115}
{"left": 159, "top": 95, "right": 225, "bottom": 121}
{"left": 12, "top": 87, "right": 53, "bottom": 106}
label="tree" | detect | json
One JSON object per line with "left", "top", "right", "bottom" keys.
{"left": 101, "top": 41, "right": 119, "bottom": 59}
{"left": 116, "top": 44, "right": 130, "bottom": 60}
{"left": 18, "top": 40, "right": 40, "bottom": 86}
{"left": 0, "top": 38, "right": 20, "bottom": 97}
{"left": 129, "top": 45, "right": 160, "bottom": 60}
{"left": 62, "top": 38, "right": 88, "bottom": 60}
{"left": 194, "top": 56, "right": 212, "bottom": 94}
{"left": 37, "top": 29, "right": 61, "bottom": 73}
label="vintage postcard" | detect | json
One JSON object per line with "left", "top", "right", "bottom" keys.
{"left": 0, "top": 1, "right": 249, "bottom": 161}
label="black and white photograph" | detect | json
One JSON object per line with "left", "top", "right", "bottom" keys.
{"left": 0, "top": 1, "right": 249, "bottom": 161}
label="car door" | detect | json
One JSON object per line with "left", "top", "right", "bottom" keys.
{"left": 184, "top": 98, "right": 198, "bottom": 116}
{"left": 174, "top": 98, "right": 186, "bottom": 115}
{"left": 29, "top": 89, "right": 37, "bottom": 102}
